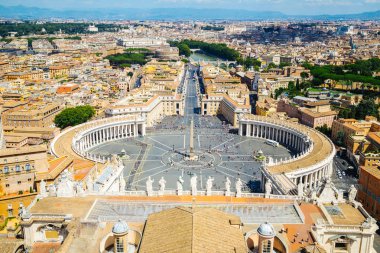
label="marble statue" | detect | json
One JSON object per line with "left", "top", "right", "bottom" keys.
{"left": 119, "top": 175, "right": 126, "bottom": 193}
{"left": 48, "top": 184, "right": 57, "bottom": 197}
{"left": 177, "top": 176, "right": 184, "bottom": 196}
{"left": 66, "top": 168, "right": 74, "bottom": 182}
{"left": 235, "top": 178, "right": 242, "bottom": 197}
{"left": 20, "top": 206, "right": 31, "bottom": 219}
{"left": 265, "top": 180, "right": 272, "bottom": 196}
{"left": 56, "top": 169, "right": 75, "bottom": 197}
{"left": 159, "top": 176, "right": 166, "bottom": 195}
{"left": 225, "top": 177, "right": 231, "bottom": 196}
{"left": 40, "top": 179, "right": 47, "bottom": 197}
{"left": 86, "top": 175, "right": 94, "bottom": 192}
{"left": 76, "top": 182, "right": 85, "bottom": 196}
{"left": 318, "top": 178, "right": 340, "bottom": 204}
{"left": 110, "top": 154, "right": 122, "bottom": 171}
{"left": 311, "top": 190, "right": 317, "bottom": 200}
{"left": 190, "top": 174, "right": 197, "bottom": 196}
{"left": 298, "top": 182, "right": 304, "bottom": 197}
{"left": 337, "top": 189, "right": 344, "bottom": 202}
{"left": 206, "top": 176, "right": 214, "bottom": 196}
{"left": 146, "top": 176, "right": 154, "bottom": 196}
{"left": 348, "top": 185, "right": 357, "bottom": 202}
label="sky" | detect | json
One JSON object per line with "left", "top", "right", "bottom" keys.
{"left": 0, "top": 0, "right": 380, "bottom": 15}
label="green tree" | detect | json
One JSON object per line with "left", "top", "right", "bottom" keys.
{"left": 296, "top": 79, "right": 300, "bottom": 90}
{"left": 355, "top": 99, "right": 379, "bottom": 120}
{"left": 288, "top": 81, "right": 295, "bottom": 91}
{"left": 54, "top": 105, "right": 95, "bottom": 129}
{"left": 266, "top": 62, "right": 277, "bottom": 70}
{"left": 336, "top": 131, "right": 345, "bottom": 146}
{"left": 105, "top": 50, "right": 152, "bottom": 67}
{"left": 274, "top": 88, "right": 286, "bottom": 99}
{"left": 316, "top": 124, "right": 332, "bottom": 137}
{"left": 279, "top": 62, "right": 291, "bottom": 69}
{"left": 170, "top": 40, "right": 240, "bottom": 61}
{"left": 300, "top": 72, "right": 309, "bottom": 84}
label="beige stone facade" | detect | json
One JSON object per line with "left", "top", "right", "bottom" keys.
{"left": 2, "top": 102, "right": 62, "bottom": 128}
{"left": 0, "top": 145, "right": 49, "bottom": 195}
{"left": 200, "top": 64, "right": 251, "bottom": 127}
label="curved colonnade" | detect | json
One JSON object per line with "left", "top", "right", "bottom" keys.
{"left": 51, "top": 114, "right": 335, "bottom": 196}
{"left": 239, "top": 115, "right": 336, "bottom": 195}
{"left": 51, "top": 115, "right": 146, "bottom": 163}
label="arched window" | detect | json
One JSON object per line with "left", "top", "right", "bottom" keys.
{"left": 262, "top": 239, "right": 272, "bottom": 253}
{"left": 4, "top": 166, "right": 9, "bottom": 173}
{"left": 25, "top": 163, "right": 31, "bottom": 171}
{"left": 15, "top": 165, "right": 21, "bottom": 172}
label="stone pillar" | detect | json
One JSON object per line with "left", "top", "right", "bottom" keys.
{"left": 292, "top": 135, "right": 295, "bottom": 148}
{"left": 309, "top": 173, "right": 313, "bottom": 189}
{"left": 142, "top": 123, "right": 146, "bottom": 136}
{"left": 246, "top": 124, "right": 251, "bottom": 137}
{"left": 314, "top": 172, "right": 318, "bottom": 187}
{"left": 85, "top": 136, "right": 88, "bottom": 149}
{"left": 239, "top": 124, "right": 243, "bottom": 136}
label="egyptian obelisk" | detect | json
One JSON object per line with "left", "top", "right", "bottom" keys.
{"left": 189, "top": 119, "right": 195, "bottom": 158}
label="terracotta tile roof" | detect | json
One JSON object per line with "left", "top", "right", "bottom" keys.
{"left": 283, "top": 203, "right": 327, "bottom": 253}
{"left": 32, "top": 242, "right": 61, "bottom": 253}
{"left": 36, "top": 156, "right": 73, "bottom": 181}
{"left": 72, "top": 159, "right": 95, "bottom": 181}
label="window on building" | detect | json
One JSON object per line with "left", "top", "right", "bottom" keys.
{"left": 335, "top": 242, "right": 348, "bottom": 251}
{"left": 5, "top": 184, "right": 9, "bottom": 187}
{"left": 28, "top": 178, "right": 31, "bottom": 182}
{"left": 4, "top": 166, "right": 9, "bottom": 173}
{"left": 262, "top": 240, "right": 272, "bottom": 253}
{"left": 15, "top": 165, "right": 21, "bottom": 172}
{"left": 25, "top": 164, "right": 31, "bottom": 171}
{"left": 17, "top": 181, "right": 21, "bottom": 184}
{"left": 116, "top": 237, "right": 124, "bottom": 253}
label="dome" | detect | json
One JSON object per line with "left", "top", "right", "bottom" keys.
{"left": 112, "top": 219, "right": 129, "bottom": 234}
{"left": 257, "top": 222, "right": 275, "bottom": 237}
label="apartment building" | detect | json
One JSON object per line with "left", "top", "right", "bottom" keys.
{"left": 0, "top": 145, "right": 49, "bottom": 195}
{"left": 2, "top": 102, "right": 62, "bottom": 128}
{"left": 277, "top": 98, "right": 338, "bottom": 128}
{"left": 200, "top": 64, "right": 251, "bottom": 127}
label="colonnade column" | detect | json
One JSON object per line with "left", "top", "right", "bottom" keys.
{"left": 142, "top": 123, "right": 146, "bottom": 136}
{"left": 246, "top": 124, "right": 251, "bottom": 137}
